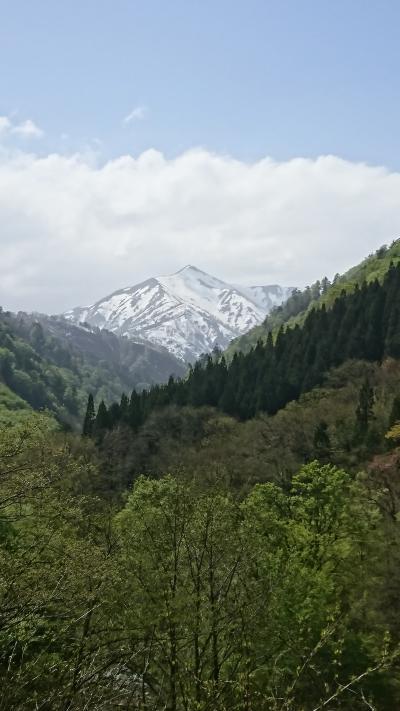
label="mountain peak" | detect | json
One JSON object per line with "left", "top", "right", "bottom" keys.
{"left": 65, "top": 270, "right": 294, "bottom": 362}
{"left": 177, "top": 264, "right": 199, "bottom": 273}
{"left": 173, "top": 265, "right": 213, "bottom": 279}
{"left": 158, "top": 265, "right": 207, "bottom": 280}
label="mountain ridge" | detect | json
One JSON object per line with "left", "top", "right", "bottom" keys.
{"left": 64, "top": 266, "right": 293, "bottom": 362}
{"left": 0, "top": 308, "right": 184, "bottom": 427}
{"left": 227, "top": 239, "right": 400, "bottom": 357}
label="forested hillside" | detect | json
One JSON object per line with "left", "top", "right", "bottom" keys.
{"left": 0, "top": 308, "right": 184, "bottom": 427}
{"left": 80, "top": 359, "right": 400, "bottom": 496}
{"left": 88, "top": 260, "right": 400, "bottom": 433}
{"left": 1, "top": 415, "right": 400, "bottom": 709}
{"left": 4, "top": 250, "right": 400, "bottom": 709}
{"left": 228, "top": 238, "right": 400, "bottom": 356}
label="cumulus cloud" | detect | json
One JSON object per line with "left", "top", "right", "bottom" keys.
{"left": 0, "top": 146, "right": 399, "bottom": 314}
{"left": 0, "top": 115, "right": 44, "bottom": 139}
{"left": 123, "top": 106, "right": 147, "bottom": 123}
{"left": 12, "top": 119, "right": 44, "bottom": 138}
{"left": 0, "top": 117, "right": 12, "bottom": 133}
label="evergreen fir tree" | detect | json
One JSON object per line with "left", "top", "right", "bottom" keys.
{"left": 119, "top": 393, "right": 129, "bottom": 423}
{"left": 313, "top": 421, "right": 331, "bottom": 463}
{"left": 82, "top": 393, "right": 95, "bottom": 437}
{"left": 108, "top": 402, "right": 122, "bottom": 428}
{"left": 355, "top": 377, "right": 375, "bottom": 438}
{"left": 389, "top": 395, "right": 400, "bottom": 427}
{"left": 321, "top": 276, "right": 331, "bottom": 294}
{"left": 30, "top": 322, "right": 46, "bottom": 354}
{"left": 95, "top": 400, "right": 109, "bottom": 430}
{"left": 120, "top": 392, "right": 129, "bottom": 411}
{"left": 129, "top": 391, "right": 143, "bottom": 430}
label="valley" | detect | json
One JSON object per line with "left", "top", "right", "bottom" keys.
{"left": 2, "top": 242, "right": 400, "bottom": 710}
{"left": 2, "top": 4, "right": 399, "bottom": 708}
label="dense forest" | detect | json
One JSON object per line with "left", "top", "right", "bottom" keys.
{"left": 0, "top": 309, "right": 184, "bottom": 427}
{"left": 4, "top": 247, "right": 400, "bottom": 708}
{"left": 87, "top": 261, "right": 400, "bottom": 434}
{"left": 227, "top": 240, "right": 400, "bottom": 357}
{"left": 2, "top": 414, "right": 400, "bottom": 709}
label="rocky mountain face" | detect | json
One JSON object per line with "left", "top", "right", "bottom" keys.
{"left": 65, "top": 266, "right": 293, "bottom": 362}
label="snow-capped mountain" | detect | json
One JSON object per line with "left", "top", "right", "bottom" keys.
{"left": 64, "top": 266, "right": 293, "bottom": 362}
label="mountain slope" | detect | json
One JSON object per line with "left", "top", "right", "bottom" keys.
{"left": 0, "top": 382, "right": 32, "bottom": 425}
{"left": 65, "top": 266, "right": 293, "bottom": 362}
{"left": 93, "top": 260, "right": 400, "bottom": 432}
{"left": 96, "top": 359, "right": 400, "bottom": 491}
{"left": 228, "top": 239, "right": 400, "bottom": 357}
{"left": 0, "top": 309, "right": 184, "bottom": 427}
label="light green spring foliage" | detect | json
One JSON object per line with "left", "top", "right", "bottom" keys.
{"left": 0, "top": 417, "right": 398, "bottom": 709}
{"left": 0, "top": 382, "right": 32, "bottom": 425}
{"left": 0, "top": 416, "right": 118, "bottom": 710}
{"left": 113, "top": 470, "right": 394, "bottom": 710}
{"left": 385, "top": 422, "right": 400, "bottom": 441}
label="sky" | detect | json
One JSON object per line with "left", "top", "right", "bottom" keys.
{"left": 1, "top": 0, "right": 400, "bottom": 313}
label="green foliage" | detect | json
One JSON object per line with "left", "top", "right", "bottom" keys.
{"left": 385, "top": 422, "right": 400, "bottom": 443}
{"left": 0, "top": 309, "right": 184, "bottom": 429}
{"left": 0, "top": 416, "right": 118, "bottom": 708}
{"left": 1, "top": 415, "right": 400, "bottom": 707}
{"left": 115, "top": 466, "right": 398, "bottom": 708}
{"left": 313, "top": 420, "right": 332, "bottom": 462}
{"left": 0, "top": 383, "right": 33, "bottom": 425}
{"left": 4, "top": 243, "right": 400, "bottom": 707}
{"left": 92, "top": 360, "right": 400, "bottom": 497}
{"left": 389, "top": 393, "right": 400, "bottom": 427}
{"left": 94, "top": 263, "right": 400, "bottom": 437}
{"left": 228, "top": 238, "right": 400, "bottom": 357}
{"left": 82, "top": 392, "right": 95, "bottom": 436}
{"left": 355, "top": 376, "right": 375, "bottom": 439}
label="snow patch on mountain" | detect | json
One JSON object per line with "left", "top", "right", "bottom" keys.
{"left": 64, "top": 266, "right": 293, "bottom": 362}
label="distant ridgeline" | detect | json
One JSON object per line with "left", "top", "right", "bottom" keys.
{"left": 0, "top": 309, "right": 184, "bottom": 428}
{"left": 226, "top": 239, "right": 400, "bottom": 357}
{"left": 84, "top": 260, "right": 400, "bottom": 435}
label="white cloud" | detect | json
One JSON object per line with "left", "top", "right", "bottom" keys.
{"left": 123, "top": 106, "right": 147, "bottom": 123}
{"left": 11, "top": 119, "right": 44, "bottom": 139}
{"left": 0, "top": 116, "right": 12, "bottom": 133}
{"left": 0, "top": 146, "right": 399, "bottom": 314}
{"left": 0, "top": 115, "right": 44, "bottom": 139}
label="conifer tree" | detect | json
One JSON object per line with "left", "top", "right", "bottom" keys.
{"left": 95, "top": 400, "right": 109, "bottom": 438}
{"left": 120, "top": 392, "right": 129, "bottom": 412}
{"left": 129, "top": 391, "right": 143, "bottom": 430}
{"left": 389, "top": 395, "right": 400, "bottom": 427}
{"left": 321, "top": 276, "right": 331, "bottom": 294}
{"left": 108, "top": 402, "right": 121, "bottom": 429}
{"left": 30, "top": 322, "right": 46, "bottom": 353}
{"left": 313, "top": 421, "right": 331, "bottom": 462}
{"left": 355, "top": 377, "right": 375, "bottom": 438}
{"left": 82, "top": 393, "right": 95, "bottom": 437}
{"left": 119, "top": 393, "right": 129, "bottom": 423}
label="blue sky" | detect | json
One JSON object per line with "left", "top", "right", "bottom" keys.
{"left": 1, "top": 1, "right": 400, "bottom": 312}
{"left": 1, "top": 0, "right": 400, "bottom": 166}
